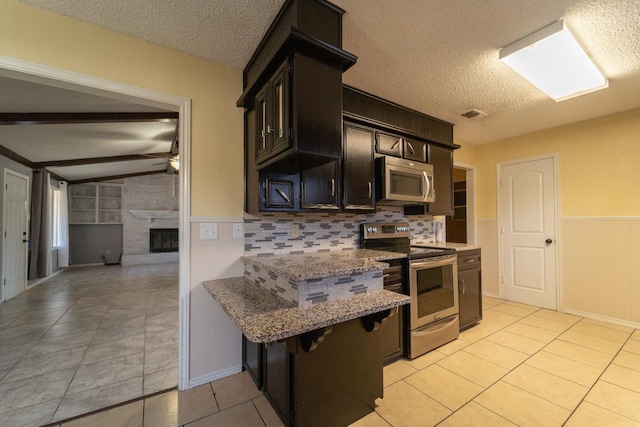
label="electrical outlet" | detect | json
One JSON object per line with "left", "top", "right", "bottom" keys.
{"left": 200, "top": 223, "right": 218, "bottom": 240}
{"left": 233, "top": 223, "right": 243, "bottom": 239}
{"left": 106, "top": 249, "right": 111, "bottom": 255}
{"left": 291, "top": 224, "right": 300, "bottom": 238}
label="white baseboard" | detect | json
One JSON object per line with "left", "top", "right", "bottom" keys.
{"left": 562, "top": 309, "right": 640, "bottom": 330}
{"left": 27, "top": 268, "right": 66, "bottom": 287}
{"left": 188, "top": 365, "right": 243, "bottom": 389}
{"left": 482, "top": 291, "right": 501, "bottom": 299}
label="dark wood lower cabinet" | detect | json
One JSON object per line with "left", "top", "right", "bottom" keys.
{"left": 457, "top": 249, "right": 482, "bottom": 330}
{"left": 242, "top": 336, "right": 264, "bottom": 390}
{"left": 261, "top": 317, "right": 383, "bottom": 427}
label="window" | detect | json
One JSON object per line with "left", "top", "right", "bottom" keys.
{"left": 51, "top": 186, "right": 62, "bottom": 248}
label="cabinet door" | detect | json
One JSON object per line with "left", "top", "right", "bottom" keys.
{"left": 427, "top": 144, "right": 454, "bottom": 215}
{"left": 376, "top": 132, "right": 403, "bottom": 157}
{"left": 458, "top": 267, "right": 482, "bottom": 330}
{"left": 255, "top": 84, "right": 271, "bottom": 164}
{"left": 379, "top": 284, "right": 404, "bottom": 362}
{"left": 270, "top": 60, "right": 290, "bottom": 156}
{"left": 260, "top": 172, "right": 299, "bottom": 211}
{"left": 404, "top": 138, "right": 427, "bottom": 162}
{"left": 242, "top": 336, "right": 263, "bottom": 389}
{"left": 302, "top": 161, "right": 340, "bottom": 209}
{"left": 264, "top": 341, "right": 291, "bottom": 425}
{"left": 343, "top": 123, "right": 375, "bottom": 210}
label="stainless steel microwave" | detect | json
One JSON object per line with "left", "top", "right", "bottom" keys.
{"left": 377, "top": 156, "right": 435, "bottom": 205}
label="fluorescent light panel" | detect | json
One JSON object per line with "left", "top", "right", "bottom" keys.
{"left": 500, "top": 20, "right": 608, "bottom": 102}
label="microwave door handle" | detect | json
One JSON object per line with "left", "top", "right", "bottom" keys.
{"left": 422, "top": 171, "right": 430, "bottom": 199}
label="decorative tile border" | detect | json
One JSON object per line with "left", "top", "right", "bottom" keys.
{"left": 244, "top": 263, "right": 384, "bottom": 307}
{"left": 244, "top": 206, "right": 435, "bottom": 255}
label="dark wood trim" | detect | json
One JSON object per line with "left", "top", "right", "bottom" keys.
{"left": 47, "top": 170, "right": 66, "bottom": 183}
{"left": 0, "top": 112, "right": 178, "bottom": 126}
{"left": 34, "top": 152, "right": 171, "bottom": 168}
{"left": 0, "top": 145, "right": 35, "bottom": 168}
{"left": 69, "top": 170, "right": 167, "bottom": 185}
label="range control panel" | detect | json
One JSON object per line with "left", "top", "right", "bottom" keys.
{"left": 361, "top": 223, "right": 411, "bottom": 240}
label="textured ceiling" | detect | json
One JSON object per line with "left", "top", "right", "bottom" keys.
{"left": 13, "top": 0, "right": 640, "bottom": 144}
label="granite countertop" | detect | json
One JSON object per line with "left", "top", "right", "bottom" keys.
{"left": 242, "top": 249, "right": 406, "bottom": 282}
{"left": 427, "top": 242, "right": 481, "bottom": 252}
{"left": 203, "top": 277, "right": 411, "bottom": 343}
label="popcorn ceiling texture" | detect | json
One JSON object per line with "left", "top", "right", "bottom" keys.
{"left": 18, "top": 0, "right": 640, "bottom": 144}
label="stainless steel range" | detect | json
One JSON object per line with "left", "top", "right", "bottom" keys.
{"left": 361, "top": 223, "right": 459, "bottom": 359}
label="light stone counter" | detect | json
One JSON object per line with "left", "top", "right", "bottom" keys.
{"left": 426, "top": 242, "right": 481, "bottom": 252}
{"left": 203, "top": 277, "right": 410, "bottom": 343}
{"left": 242, "top": 249, "right": 406, "bottom": 282}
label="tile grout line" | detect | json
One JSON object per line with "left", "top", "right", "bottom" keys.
{"left": 560, "top": 332, "right": 638, "bottom": 426}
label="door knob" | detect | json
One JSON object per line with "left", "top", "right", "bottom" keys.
{"left": 545, "top": 239, "right": 553, "bottom": 245}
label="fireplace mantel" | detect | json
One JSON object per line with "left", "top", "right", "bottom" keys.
{"left": 128, "top": 210, "right": 178, "bottom": 222}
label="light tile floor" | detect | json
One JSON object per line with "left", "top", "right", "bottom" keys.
{"left": 0, "top": 263, "right": 178, "bottom": 426}
{"left": 52, "top": 295, "right": 640, "bottom": 427}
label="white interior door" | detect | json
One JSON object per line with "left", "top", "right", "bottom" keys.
{"left": 3, "top": 170, "right": 30, "bottom": 301}
{"left": 499, "top": 156, "right": 557, "bottom": 309}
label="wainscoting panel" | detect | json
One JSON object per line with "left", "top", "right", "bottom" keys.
{"left": 561, "top": 217, "right": 640, "bottom": 326}
{"left": 478, "top": 218, "right": 499, "bottom": 297}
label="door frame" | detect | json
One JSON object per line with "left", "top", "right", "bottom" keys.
{"left": 2, "top": 168, "right": 31, "bottom": 302}
{"left": 496, "top": 153, "right": 561, "bottom": 310}
{"left": 0, "top": 55, "right": 192, "bottom": 389}
{"left": 453, "top": 160, "right": 477, "bottom": 245}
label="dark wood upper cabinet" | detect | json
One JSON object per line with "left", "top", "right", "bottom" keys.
{"left": 343, "top": 122, "right": 375, "bottom": 210}
{"left": 255, "top": 60, "right": 290, "bottom": 165}
{"left": 302, "top": 161, "right": 340, "bottom": 209}
{"left": 403, "top": 138, "right": 427, "bottom": 163}
{"left": 376, "top": 132, "right": 403, "bottom": 157}
{"left": 343, "top": 86, "right": 455, "bottom": 147}
{"left": 240, "top": 0, "right": 357, "bottom": 175}
{"left": 426, "top": 144, "right": 454, "bottom": 215}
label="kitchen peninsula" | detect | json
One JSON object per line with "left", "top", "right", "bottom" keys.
{"left": 204, "top": 250, "right": 410, "bottom": 426}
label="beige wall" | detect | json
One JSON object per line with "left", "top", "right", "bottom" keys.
{"left": 474, "top": 108, "right": 640, "bottom": 219}
{"left": 1, "top": 0, "right": 245, "bottom": 383}
{"left": 467, "top": 108, "right": 640, "bottom": 325}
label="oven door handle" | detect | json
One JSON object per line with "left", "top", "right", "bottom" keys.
{"left": 411, "top": 316, "right": 458, "bottom": 336}
{"left": 410, "top": 255, "right": 457, "bottom": 270}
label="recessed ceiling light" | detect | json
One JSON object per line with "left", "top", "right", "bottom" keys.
{"left": 499, "top": 20, "right": 608, "bottom": 102}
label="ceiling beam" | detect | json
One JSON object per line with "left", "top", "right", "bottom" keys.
{"left": 0, "top": 112, "right": 178, "bottom": 126}
{"left": 34, "top": 152, "right": 172, "bottom": 168}
{"left": 0, "top": 145, "right": 35, "bottom": 168}
{"left": 68, "top": 170, "right": 168, "bottom": 185}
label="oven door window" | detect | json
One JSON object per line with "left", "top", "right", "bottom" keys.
{"left": 415, "top": 264, "right": 455, "bottom": 317}
{"left": 390, "top": 170, "right": 424, "bottom": 197}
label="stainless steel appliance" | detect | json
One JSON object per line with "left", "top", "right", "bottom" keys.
{"left": 361, "top": 223, "right": 459, "bottom": 359}
{"left": 376, "top": 156, "right": 435, "bottom": 205}
{"left": 407, "top": 252, "right": 458, "bottom": 359}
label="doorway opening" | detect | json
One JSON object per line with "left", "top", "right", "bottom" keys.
{"left": 0, "top": 55, "right": 191, "bottom": 403}
{"left": 446, "top": 162, "right": 477, "bottom": 245}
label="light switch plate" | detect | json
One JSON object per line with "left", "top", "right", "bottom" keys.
{"left": 233, "top": 223, "right": 243, "bottom": 239}
{"left": 200, "top": 223, "right": 218, "bottom": 240}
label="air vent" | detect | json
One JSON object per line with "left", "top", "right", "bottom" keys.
{"left": 461, "top": 109, "right": 487, "bottom": 119}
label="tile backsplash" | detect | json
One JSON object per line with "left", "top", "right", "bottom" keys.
{"left": 244, "top": 206, "right": 435, "bottom": 255}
